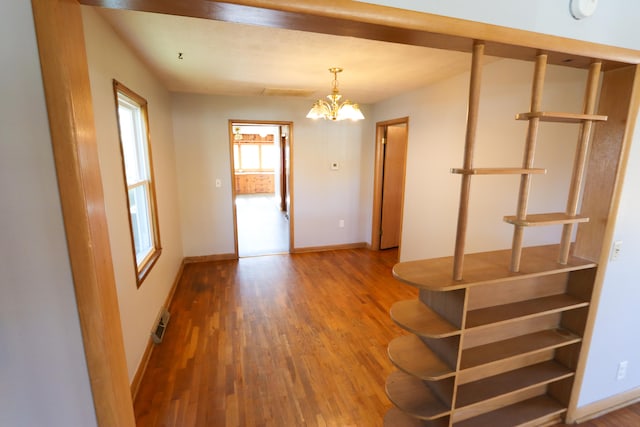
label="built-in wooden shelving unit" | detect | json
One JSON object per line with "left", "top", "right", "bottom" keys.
{"left": 385, "top": 37, "right": 635, "bottom": 426}
{"left": 386, "top": 246, "right": 597, "bottom": 426}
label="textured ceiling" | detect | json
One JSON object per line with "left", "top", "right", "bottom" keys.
{"left": 96, "top": 7, "right": 476, "bottom": 104}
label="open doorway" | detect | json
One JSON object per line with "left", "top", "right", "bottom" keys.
{"left": 229, "top": 121, "right": 294, "bottom": 257}
{"left": 371, "top": 118, "right": 409, "bottom": 252}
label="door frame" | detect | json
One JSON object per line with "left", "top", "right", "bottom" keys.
{"left": 228, "top": 120, "right": 295, "bottom": 256}
{"left": 32, "top": 1, "right": 640, "bottom": 426}
{"left": 371, "top": 117, "right": 409, "bottom": 251}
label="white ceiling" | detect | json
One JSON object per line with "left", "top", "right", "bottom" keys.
{"left": 96, "top": 8, "right": 476, "bottom": 104}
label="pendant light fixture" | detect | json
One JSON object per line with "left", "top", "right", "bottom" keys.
{"left": 306, "top": 67, "right": 365, "bottom": 121}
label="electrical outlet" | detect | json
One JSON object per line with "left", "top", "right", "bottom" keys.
{"left": 617, "top": 360, "right": 628, "bottom": 380}
{"left": 611, "top": 240, "right": 623, "bottom": 261}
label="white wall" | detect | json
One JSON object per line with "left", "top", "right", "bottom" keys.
{"left": 357, "top": 0, "right": 640, "bottom": 51}
{"left": 171, "top": 93, "right": 371, "bottom": 256}
{"left": 0, "top": 1, "right": 97, "bottom": 426}
{"left": 373, "top": 58, "right": 587, "bottom": 262}
{"left": 365, "top": 0, "right": 640, "bottom": 410}
{"left": 82, "top": 7, "right": 184, "bottom": 381}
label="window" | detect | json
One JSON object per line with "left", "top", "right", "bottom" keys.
{"left": 233, "top": 133, "right": 276, "bottom": 172}
{"left": 113, "top": 81, "right": 161, "bottom": 285}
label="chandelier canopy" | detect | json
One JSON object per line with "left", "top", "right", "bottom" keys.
{"left": 306, "top": 67, "right": 365, "bottom": 122}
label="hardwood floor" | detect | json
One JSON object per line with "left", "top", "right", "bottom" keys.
{"left": 134, "top": 249, "right": 416, "bottom": 426}
{"left": 134, "top": 248, "right": 640, "bottom": 426}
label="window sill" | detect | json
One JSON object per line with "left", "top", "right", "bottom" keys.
{"left": 136, "top": 248, "right": 162, "bottom": 287}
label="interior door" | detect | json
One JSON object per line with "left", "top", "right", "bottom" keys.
{"left": 380, "top": 123, "right": 408, "bottom": 249}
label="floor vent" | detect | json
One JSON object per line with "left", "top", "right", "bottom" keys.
{"left": 151, "top": 308, "right": 170, "bottom": 344}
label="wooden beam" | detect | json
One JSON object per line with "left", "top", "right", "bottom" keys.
{"left": 79, "top": 0, "right": 638, "bottom": 69}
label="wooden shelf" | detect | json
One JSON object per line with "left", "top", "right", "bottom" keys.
{"left": 456, "top": 361, "right": 573, "bottom": 409}
{"left": 391, "top": 300, "right": 460, "bottom": 338}
{"left": 515, "top": 111, "right": 608, "bottom": 123}
{"left": 389, "top": 335, "right": 455, "bottom": 380}
{"left": 503, "top": 212, "right": 589, "bottom": 227}
{"left": 392, "top": 244, "right": 596, "bottom": 291}
{"left": 465, "top": 294, "right": 589, "bottom": 329}
{"left": 386, "top": 371, "right": 451, "bottom": 420}
{"left": 384, "top": 408, "right": 449, "bottom": 427}
{"left": 453, "top": 395, "right": 566, "bottom": 427}
{"left": 460, "top": 329, "right": 580, "bottom": 371}
{"left": 451, "top": 168, "right": 546, "bottom": 175}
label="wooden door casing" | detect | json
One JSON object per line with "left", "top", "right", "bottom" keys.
{"left": 380, "top": 123, "right": 408, "bottom": 250}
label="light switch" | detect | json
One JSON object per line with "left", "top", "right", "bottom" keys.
{"left": 215, "top": 178, "right": 222, "bottom": 188}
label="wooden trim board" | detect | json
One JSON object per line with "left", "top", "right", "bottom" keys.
{"left": 31, "top": 0, "right": 136, "bottom": 425}
{"left": 184, "top": 253, "right": 238, "bottom": 263}
{"left": 291, "top": 242, "right": 368, "bottom": 254}
{"left": 228, "top": 119, "right": 295, "bottom": 256}
{"left": 371, "top": 117, "right": 409, "bottom": 251}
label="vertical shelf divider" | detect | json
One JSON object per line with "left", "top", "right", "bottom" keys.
{"left": 558, "top": 61, "right": 602, "bottom": 264}
{"left": 453, "top": 41, "right": 485, "bottom": 281}
{"left": 510, "top": 53, "right": 548, "bottom": 272}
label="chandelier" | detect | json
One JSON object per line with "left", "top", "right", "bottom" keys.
{"left": 306, "top": 67, "right": 365, "bottom": 121}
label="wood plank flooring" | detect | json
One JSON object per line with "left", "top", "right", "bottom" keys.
{"left": 134, "top": 248, "right": 640, "bottom": 426}
{"left": 134, "top": 249, "right": 417, "bottom": 426}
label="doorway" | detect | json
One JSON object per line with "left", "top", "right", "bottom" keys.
{"left": 372, "top": 118, "right": 409, "bottom": 251}
{"left": 229, "top": 121, "right": 294, "bottom": 257}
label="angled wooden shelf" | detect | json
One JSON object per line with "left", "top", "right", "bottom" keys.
{"left": 515, "top": 111, "right": 608, "bottom": 123}
{"left": 392, "top": 244, "right": 596, "bottom": 291}
{"left": 391, "top": 300, "right": 460, "bottom": 338}
{"left": 465, "top": 294, "right": 589, "bottom": 330}
{"left": 503, "top": 212, "right": 589, "bottom": 227}
{"left": 455, "top": 361, "right": 574, "bottom": 409}
{"left": 450, "top": 167, "right": 546, "bottom": 175}
{"left": 389, "top": 335, "right": 456, "bottom": 380}
{"left": 453, "top": 395, "right": 566, "bottom": 427}
{"left": 384, "top": 408, "right": 449, "bottom": 427}
{"left": 460, "top": 329, "right": 581, "bottom": 371}
{"left": 386, "top": 371, "right": 451, "bottom": 420}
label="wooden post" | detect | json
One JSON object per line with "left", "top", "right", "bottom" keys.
{"left": 558, "top": 61, "right": 602, "bottom": 264}
{"left": 453, "top": 41, "right": 484, "bottom": 281}
{"left": 510, "top": 53, "right": 547, "bottom": 272}
{"left": 31, "top": 0, "right": 136, "bottom": 425}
